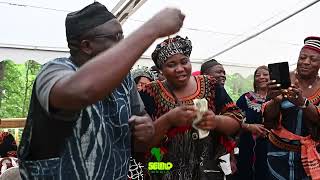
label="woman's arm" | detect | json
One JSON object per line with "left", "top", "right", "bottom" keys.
{"left": 215, "top": 115, "right": 241, "bottom": 135}
{"left": 262, "top": 99, "right": 281, "bottom": 129}
{"left": 212, "top": 84, "right": 244, "bottom": 135}
{"left": 146, "top": 106, "right": 197, "bottom": 148}
{"left": 147, "top": 113, "right": 172, "bottom": 148}
{"left": 262, "top": 80, "right": 284, "bottom": 129}
{"left": 197, "top": 111, "right": 241, "bottom": 135}
{"left": 286, "top": 87, "right": 320, "bottom": 125}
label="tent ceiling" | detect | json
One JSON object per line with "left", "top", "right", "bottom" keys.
{"left": 1, "top": 0, "right": 320, "bottom": 69}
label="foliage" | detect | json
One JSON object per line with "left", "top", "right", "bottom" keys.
{"left": 0, "top": 60, "right": 254, "bottom": 118}
{"left": 0, "top": 60, "right": 41, "bottom": 118}
{"left": 225, "top": 73, "right": 254, "bottom": 102}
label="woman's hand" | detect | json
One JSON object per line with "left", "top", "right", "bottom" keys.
{"left": 283, "top": 85, "right": 305, "bottom": 107}
{"left": 166, "top": 106, "right": 197, "bottom": 127}
{"left": 267, "top": 80, "right": 283, "bottom": 103}
{"left": 196, "top": 110, "right": 218, "bottom": 130}
{"left": 246, "top": 124, "right": 269, "bottom": 138}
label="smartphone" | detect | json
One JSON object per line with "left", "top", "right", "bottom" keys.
{"left": 268, "top": 62, "right": 291, "bottom": 89}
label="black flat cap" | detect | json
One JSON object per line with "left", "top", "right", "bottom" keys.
{"left": 65, "top": 2, "right": 116, "bottom": 41}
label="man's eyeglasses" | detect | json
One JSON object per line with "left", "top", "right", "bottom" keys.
{"left": 84, "top": 32, "right": 124, "bottom": 42}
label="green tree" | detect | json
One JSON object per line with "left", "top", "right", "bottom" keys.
{"left": 0, "top": 60, "right": 41, "bottom": 118}
{"left": 0, "top": 61, "right": 256, "bottom": 116}
{"left": 0, "top": 61, "right": 4, "bottom": 109}
{"left": 225, "top": 73, "right": 254, "bottom": 101}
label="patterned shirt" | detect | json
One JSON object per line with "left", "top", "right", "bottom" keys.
{"left": 236, "top": 91, "right": 269, "bottom": 180}
{"left": 262, "top": 88, "right": 320, "bottom": 180}
{"left": 18, "top": 57, "right": 144, "bottom": 180}
{"left": 139, "top": 75, "right": 243, "bottom": 180}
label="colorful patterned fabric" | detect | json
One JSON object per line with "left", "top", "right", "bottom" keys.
{"left": 263, "top": 88, "right": 320, "bottom": 180}
{"left": 139, "top": 75, "right": 243, "bottom": 180}
{"left": 270, "top": 128, "right": 320, "bottom": 179}
{"left": 151, "top": 36, "right": 192, "bottom": 68}
{"left": 236, "top": 91, "right": 269, "bottom": 180}
{"left": 18, "top": 58, "right": 139, "bottom": 180}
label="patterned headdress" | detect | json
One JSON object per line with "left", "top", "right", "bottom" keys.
{"left": 303, "top": 36, "right": 320, "bottom": 53}
{"left": 151, "top": 36, "right": 192, "bottom": 68}
{"left": 131, "top": 66, "right": 155, "bottom": 83}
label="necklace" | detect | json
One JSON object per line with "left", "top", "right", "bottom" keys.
{"left": 307, "top": 76, "right": 319, "bottom": 89}
{"left": 295, "top": 71, "right": 319, "bottom": 89}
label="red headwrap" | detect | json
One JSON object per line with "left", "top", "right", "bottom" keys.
{"left": 302, "top": 36, "right": 320, "bottom": 53}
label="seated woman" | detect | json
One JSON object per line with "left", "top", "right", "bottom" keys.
{"left": 0, "top": 131, "right": 17, "bottom": 158}
{"left": 0, "top": 131, "right": 18, "bottom": 177}
{"left": 139, "top": 36, "right": 243, "bottom": 180}
{"left": 263, "top": 36, "right": 320, "bottom": 180}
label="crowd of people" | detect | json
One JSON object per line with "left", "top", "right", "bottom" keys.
{"left": 128, "top": 34, "right": 320, "bottom": 180}
{"left": 129, "top": 32, "right": 320, "bottom": 180}
{"left": 0, "top": 1, "right": 317, "bottom": 180}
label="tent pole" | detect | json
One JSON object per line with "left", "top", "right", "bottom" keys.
{"left": 205, "top": 0, "right": 320, "bottom": 62}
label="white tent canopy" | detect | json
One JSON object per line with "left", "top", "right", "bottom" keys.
{"left": 1, "top": 0, "right": 320, "bottom": 76}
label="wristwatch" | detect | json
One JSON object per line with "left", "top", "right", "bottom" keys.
{"left": 299, "top": 98, "right": 310, "bottom": 109}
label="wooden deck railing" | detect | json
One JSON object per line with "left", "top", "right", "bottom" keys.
{"left": 0, "top": 118, "right": 26, "bottom": 128}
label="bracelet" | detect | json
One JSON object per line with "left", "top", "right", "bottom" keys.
{"left": 240, "top": 118, "right": 246, "bottom": 128}
{"left": 241, "top": 123, "right": 250, "bottom": 129}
